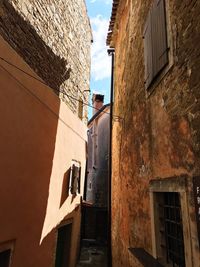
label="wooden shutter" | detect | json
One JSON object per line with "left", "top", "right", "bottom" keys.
{"left": 144, "top": 10, "right": 153, "bottom": 89}
{"left": 70, "top": 164, "right": 81, "bottom": 194}
{"left": 78, "top": 167, "right": 81, "bottom": 194}
{"left": 70, "top": 164, "right": 75, "bottom": 194}
{"left": 152, "top": 0, "right": 168, "bottom": 77}
{"left": 143, "top": 0, "right": 169, "bottom": 89}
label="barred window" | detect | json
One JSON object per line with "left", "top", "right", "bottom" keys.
{"left": 155, "top": 192, "right": 185, "bottom": 267}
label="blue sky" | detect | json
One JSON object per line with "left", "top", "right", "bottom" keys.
{"left": 85, "top": 0, "right": 112, "bottom": 118}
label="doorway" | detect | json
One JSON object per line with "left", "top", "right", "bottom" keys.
{"left": 55, "top": 223, "right": 72, "bottom": 267}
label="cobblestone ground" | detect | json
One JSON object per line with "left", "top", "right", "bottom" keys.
{"left": 76, "top": 245, "right": 107, "bottom": 267}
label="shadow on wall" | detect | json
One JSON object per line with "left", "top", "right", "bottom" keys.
{"left": 0, "top": 0, "right": 71, "bottom": 94}
{"left": 60, "top": 168, "right": 71, "bottom": 208}
{"left": 0, "top": 3, "right": 85, "bottom": 265}
{"left": 0, "top": 34, "right": 61, "bottom": 266}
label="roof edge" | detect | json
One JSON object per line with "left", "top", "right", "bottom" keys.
{"left": 106, "top": 0, "right": 120, "bottom": 46}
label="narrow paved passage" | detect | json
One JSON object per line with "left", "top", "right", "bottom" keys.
{"left": 76, "top": 240, "right": 107, "bottom": 267}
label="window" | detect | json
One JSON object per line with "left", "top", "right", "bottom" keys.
{"left": 143, "top": 0, "right": 169, "bottom": 89}
{"left": 69, "top": 161, "right": 81, "bottom": 195}
{"left": 155, "top": 192, "right": 185, "bottom": 266}
{"left": 0, "top": 250, "right": 11, "bottom": 267}
{"left": 150, "top": 176, "right": 193, "bottom": 267}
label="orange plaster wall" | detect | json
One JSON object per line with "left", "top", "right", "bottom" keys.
{"left": 0, "top": 35, "right": 87, "bottom": 267}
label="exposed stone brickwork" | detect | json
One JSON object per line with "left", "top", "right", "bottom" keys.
{"left": 109, "top": 0, "right": 200, "bottom": 266}
{"left": 0, "top": 0, "right": 92, "bottom": 122}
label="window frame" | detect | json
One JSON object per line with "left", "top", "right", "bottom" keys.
{"left": 149, "top": 176, "right": 193, "bottom": 267}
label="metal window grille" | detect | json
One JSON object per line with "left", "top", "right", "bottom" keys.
{"left": 160, "top": 192, "right": 185, "bottom": 267}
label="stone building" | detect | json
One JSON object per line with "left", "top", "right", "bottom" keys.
{"left": 86, "top": 94, "right": 110, "bottom": 209}
{"left": 0, "top": 0, "right": 92, "bottom": 122}
{"left": 0, "top": 1, "right": 91, "bottom": 267}
{"left": 107, "top": 0, "right": 200, "bottom": 266}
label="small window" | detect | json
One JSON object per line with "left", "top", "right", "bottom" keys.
{"left": 150, "top": 177, "right": 193, "bottom": 267}
{"left": 156, "top": 192, "right": 185, "bottom": 266}
{"left": 143, "top": 0, "right": 169, "bottom": 89}
{"left": 0, "top": 249, "right": 11, "bottom": 267}
{"left": 69, "top": 161, "right": 81, "bottom": 195}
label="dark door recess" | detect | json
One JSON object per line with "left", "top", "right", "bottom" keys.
{"left": 55, "top": 223, "right": 72, "bottom": 267}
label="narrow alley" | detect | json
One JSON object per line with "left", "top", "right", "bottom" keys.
{"left": 77, "top": 241, "right": 107, "bottom": 267}
{"left": 0, "top": 0, "right": 200, "bottom": 267}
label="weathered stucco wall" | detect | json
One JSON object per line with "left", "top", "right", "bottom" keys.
{"left": 110, "top": 0, "right": 200, "bottom": 266}
{"left": 0, "top": 36, "right": 87, "bottom": 267}
{"left": 86, "top": 107, "right": 110, "bottom": 207}
{"left": 0, "top": 0, "right": 92, "bottom": 121}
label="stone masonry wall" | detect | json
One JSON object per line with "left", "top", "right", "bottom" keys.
{"left": 111, "top": 0, "right": 200, "bottom": 266}
{"left": 0, "top": 0, "right": 92, "bottom": 122}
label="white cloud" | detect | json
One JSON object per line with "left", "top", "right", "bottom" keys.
{"left": 90, "top": 15, "right": 111, "bottom": 81}
{"left": 90, "top": 0, "right": 112, "bottom": 4}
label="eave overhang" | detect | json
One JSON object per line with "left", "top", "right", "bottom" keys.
{"left": 106, "top": 0, "right": 120, "bottom": 46}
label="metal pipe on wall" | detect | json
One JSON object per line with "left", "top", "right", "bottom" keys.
{"left": 107, "top": 48, "right": 115, "bottom": 267}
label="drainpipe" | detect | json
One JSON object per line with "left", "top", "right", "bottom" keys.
{"left": 107, "top": 48, "right": 115, "bottom": 267}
